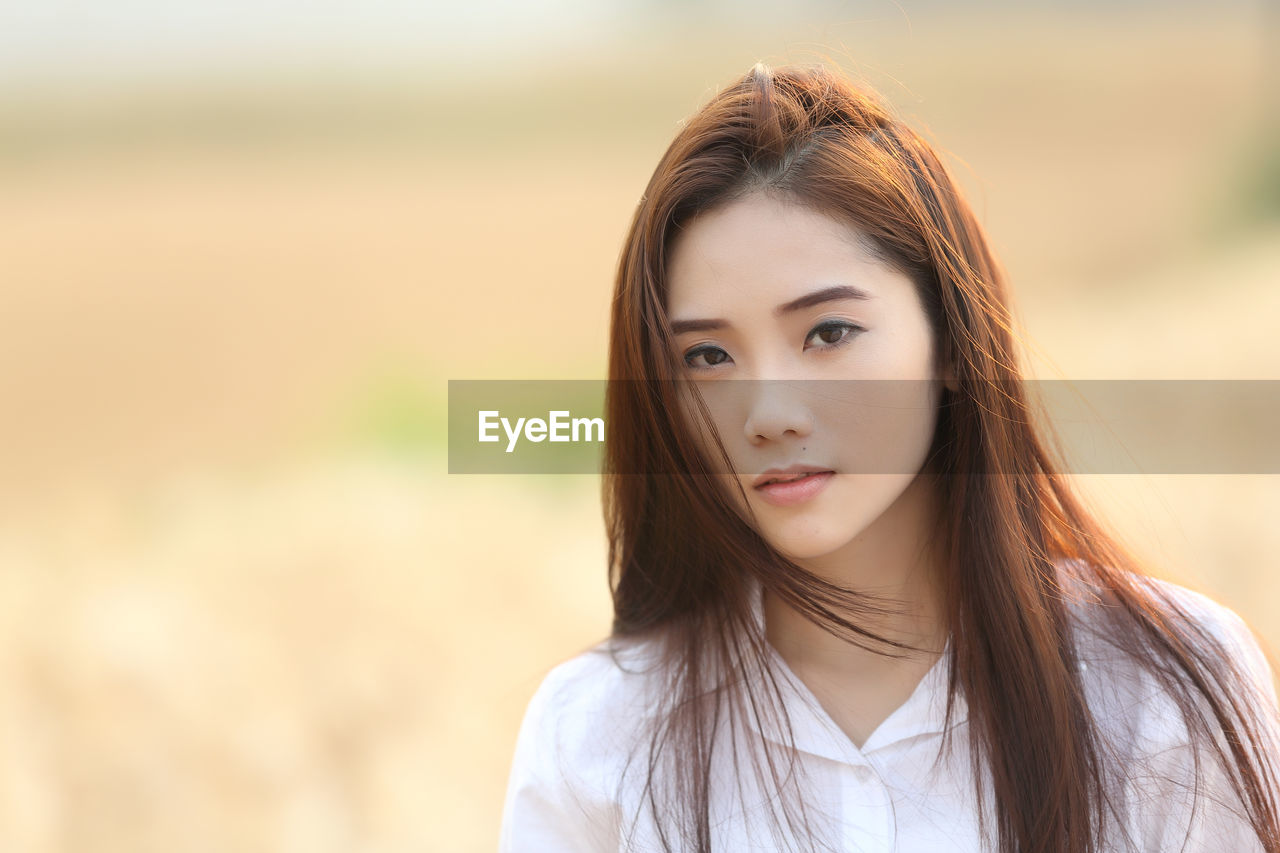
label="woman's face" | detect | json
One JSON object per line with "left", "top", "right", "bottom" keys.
{"left": 664, "top": 190, "right": 953, "bottom": 563}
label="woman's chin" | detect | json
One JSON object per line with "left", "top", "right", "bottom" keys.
{"left": 766, "top": 530, "right": 848, "bottom": 563}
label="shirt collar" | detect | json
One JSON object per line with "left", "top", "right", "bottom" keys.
{"left": 739, "top": 575, "right": 968, "bottom": 765}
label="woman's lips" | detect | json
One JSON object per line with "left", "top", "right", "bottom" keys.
{"left": 752, "top": 471, "right": 835, "bottom": 507}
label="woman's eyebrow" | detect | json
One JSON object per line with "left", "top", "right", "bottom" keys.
{"left": 670, "top": 317, "right": 727, "bottom": 335}
{"left": 775, "top": 284, "right": 873, "bottom": 316}
{"left": 669, "top": 284, "right": 873, "bottom": 335}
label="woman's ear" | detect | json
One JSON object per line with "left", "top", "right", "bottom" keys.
{"left": 942, "top": 360, "right": 959, "bottom": 393}
{"left": 935, "top": 334, "right": 959, "bottom": 393}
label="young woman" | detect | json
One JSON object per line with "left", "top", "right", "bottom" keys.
{"left": 499, "top": 62, "right": 1280, "bottom": 852}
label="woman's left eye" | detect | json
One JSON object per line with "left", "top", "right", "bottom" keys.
{"left": 805, "top": 320, "right": 863, "bottom": 349}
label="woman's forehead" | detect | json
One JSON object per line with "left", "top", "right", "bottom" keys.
{"left": 665, "top": 195, "right": 905, "bottom": 318}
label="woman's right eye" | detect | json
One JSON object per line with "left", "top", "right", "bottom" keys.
{"left": 683, "top": 346, "right": 732, "bottom": 370}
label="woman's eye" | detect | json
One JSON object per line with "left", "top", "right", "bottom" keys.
{"left": 806, "top": 321, "right": 863, "bottom": 349}
{"left": 683, "top": 346, "right": 731, "bottom": 370}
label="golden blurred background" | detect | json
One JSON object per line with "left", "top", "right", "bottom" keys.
{"left": 0, "top": 2, "right": 1277, "bottom": 850}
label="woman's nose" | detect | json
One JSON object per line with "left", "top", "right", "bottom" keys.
{"left": 742, "top": 381, "right": 815, "bottom": 445}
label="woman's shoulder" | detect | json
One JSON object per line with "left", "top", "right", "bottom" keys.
{"left": 511, "top": 634, "right": 668, "bottom": 777}
{"left": 1063, "top": 566, "right": 1270, "bottom": 680}
{"left": 501, "top": 636, "right": 668, "bottom": 850}
{"left": 525, "top": 634, "right": 668, "bottom": 721}
{"left": 1137, "top": 575, "right": 1262, "bottom": 650}
{"left": 1060, "top": 563, "right": 1278, "bottom": 755}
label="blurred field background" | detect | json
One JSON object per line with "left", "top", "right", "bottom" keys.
{"left": 0, "top": 1, "right": 1277, "bottom": 850}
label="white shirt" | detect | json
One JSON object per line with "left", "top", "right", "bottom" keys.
{"left": 500, "top": 575, "right": 1280, "bottom": 851}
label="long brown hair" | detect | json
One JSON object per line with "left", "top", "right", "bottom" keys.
{"left": 601, "top": 61, "right": 1279, "bottom": 852}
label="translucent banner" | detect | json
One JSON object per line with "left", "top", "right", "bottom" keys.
{"left": 447, "top": 380, "right": 1280, "bottom": 475}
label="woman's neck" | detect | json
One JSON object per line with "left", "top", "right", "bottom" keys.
{"left": 762, "top": 471, "right": 950, "bottom": 679}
